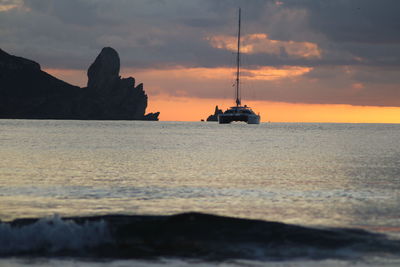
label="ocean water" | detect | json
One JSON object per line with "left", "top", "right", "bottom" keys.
{"left": 1, "top": 120, "right": 400, "bottom": 266}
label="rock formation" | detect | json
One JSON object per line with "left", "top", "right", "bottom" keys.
{"left": 0, "top": 48, "right": 82, "bottom": 119}
{"left": 0, "top": 47, "right": 159, "bottom": 120}
{"left": 206, "top": 105, "right": 223, "bottom": 121}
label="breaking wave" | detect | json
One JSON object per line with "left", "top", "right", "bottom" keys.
{"left": 0, "top": 215, "right": 111, "bottom": 256}
{"left": 1, "top": 212, "right": 400, "bottom": 260}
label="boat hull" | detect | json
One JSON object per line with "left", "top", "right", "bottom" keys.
{"left": 218, "top": 113, "right": 260, "bottom": 124}
{"left": 247, "top": 115, "right": 260, "bottom": 124}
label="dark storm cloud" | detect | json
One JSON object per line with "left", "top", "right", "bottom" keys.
{"left": 4, "top": 0, "right": 398, "bottom": 69}
{"left": 23, "top": 0, "right": 108, "bottom": 26}
{"left": 285, "top": 0, "right": 400, "bottom": 69}
{"left": 290, "top": 0, "right": 400, "bottom": 44}
{"left": 1, "top": 0, "right": 400, "bottom": 106}
{"left": 0, "top": 0, "right": 284, "bottom": 69}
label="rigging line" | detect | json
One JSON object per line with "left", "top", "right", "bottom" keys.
{"left": 236, "top": 7, "right": 241, "bottom": 107}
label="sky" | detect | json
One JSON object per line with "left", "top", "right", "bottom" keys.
{"left": 1, "top": 0, "right": 400, "bottom": 122}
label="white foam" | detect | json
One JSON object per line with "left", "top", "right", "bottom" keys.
{"left": 0, "top": 215, "right": 111, "bottom": 254}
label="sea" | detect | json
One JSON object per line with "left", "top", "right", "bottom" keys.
{"left": 1, "top": 120, "right": 400, "bottom": 266}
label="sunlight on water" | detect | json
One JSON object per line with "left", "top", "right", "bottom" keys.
{"left": 1, "top": 120, "right": 400, "bottom": 237}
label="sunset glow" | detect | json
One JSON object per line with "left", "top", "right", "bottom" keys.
{"left": 0, "top": 4, "right": 18, "bottom": 11}
{"left": 3, "top": 3, "right": 400, "bottom": 265}
{"left": 148, "top": 96, "right": 400, "bottom": 123}
{"left": 125, "top": 66, "right": 312, "bottom": 82}
{"left": 4, "top": 0, "right": 400, "bottom": 124}
{"left": 0, "top": 0, "right": 25, "bottom": 12}
{"left": 44, "top": 67, "right": 400, "bottom": 124}
{"left": 208, "top": 33, "right": 321, "bottom": 58}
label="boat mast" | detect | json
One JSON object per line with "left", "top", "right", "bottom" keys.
{"left": 235, "top": 7, "right": 241, "bottom": 107}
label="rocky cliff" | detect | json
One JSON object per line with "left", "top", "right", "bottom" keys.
{"left": 0, "top": 47, "right": 159, "bottom": 120}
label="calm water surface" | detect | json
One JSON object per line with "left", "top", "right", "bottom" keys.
{"left": 1, "top": 120, "right": 400, "bottom": 265}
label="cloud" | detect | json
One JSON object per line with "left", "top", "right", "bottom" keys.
{"left": 292, "top": 0, "right": 400, "bottom": 44}
{"left": 1, "top": 0, "right": 400, "bottom": 107}
{"left": 208, "top": 33, "right": 320, "bottom": 59}
{"left": 3, "top": 0, "right": 396, "bottom": 69}
{"left": 240, "top": 66, "right": 312, "bottom": 80}
{"left": 117, "top": 64, "right": 400, "bottom": 107}
{"left": 0, "top": 0, "right": 24, "bottom": 11}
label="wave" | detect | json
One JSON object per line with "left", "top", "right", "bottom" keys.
{"left": 0, "top": 215, "right": 110, "bottom": 256}
{"left": 1, "top": 212, "right": 400, "bottom": 260}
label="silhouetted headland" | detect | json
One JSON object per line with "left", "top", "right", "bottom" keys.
{"left": 0, "top": 47, "right": 159, "bottom": 120}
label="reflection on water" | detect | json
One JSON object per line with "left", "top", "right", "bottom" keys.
{"left": 1, "top": 120, "right": 400, "bottom": 236}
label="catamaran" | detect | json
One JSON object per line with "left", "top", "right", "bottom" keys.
{"left": 218, "top": 8, "right": 261, "bottom": 124}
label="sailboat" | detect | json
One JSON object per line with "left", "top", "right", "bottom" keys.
{"left": 218, "top": 8, "right": 261, "bottom": 124}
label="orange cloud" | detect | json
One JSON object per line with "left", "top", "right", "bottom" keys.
{"left": 127, "top": 66, "right": 312, "bottom": 82}
{"left": 208, "top": 33, "right": 321, "bottom": 59}
{"left": 352, "top": 83, "right": 364, "bottom": 89}
{"left": 0, "top": 0, "right": 26, "bottom": 12}
{"left": 241, "top": 66, "right": 312, "bottom": 80}
{"left": 45, "top": 67, "right": 400, "bottom": 123}
{"left": 0, "top": 4, "right": 18, "bottom": 11}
